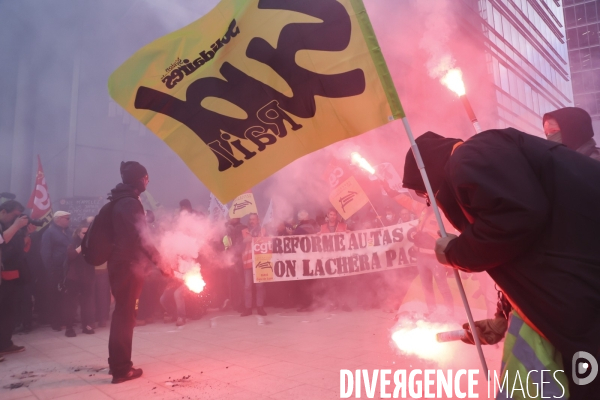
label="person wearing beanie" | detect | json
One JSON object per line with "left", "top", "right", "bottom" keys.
{"left": 543, "top": 107, "right": 600, "bottom": 161}
{"left": 41, "top": 210, "right": 72, "bottom": 331}
{"left": 106, "top": 161, "right": 166, "bottom": 384}
{"left": 403, "top": 129, "right": 600, "bottom": 399}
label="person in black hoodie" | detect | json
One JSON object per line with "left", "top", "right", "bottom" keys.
{"left": 403, "top": 129, "right": 600, "bottom": 399}
{"left": 64, "top": 223, "right": 95, "bottom": 337}
{"left": 543, "top": 106, "right": 600, "bottom": 161}
{"left": 107, "top": 161, "right": 165, "bottom": 384}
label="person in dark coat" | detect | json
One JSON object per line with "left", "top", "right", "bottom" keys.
{"left": 543, "top": 106, "right": 600, "bottom": 161}
{"left": 0, "top": 200, "right": 29, "bottom": 358}
{"left": 224, "top": 217, "right": 246, "bottom": 312}
{"left": 64, "top": 223, "right": 95, "bottom": 337}
{"left": 41, "top": 211, "right": 72, "bottom": 331}
{"left": 107, "top": 161, "right": 165, "bottom": 384}
{"left": 403, "top": 129, "right": 600, "bottom": 399}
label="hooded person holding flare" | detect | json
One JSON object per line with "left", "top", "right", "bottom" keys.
{"left": 402, "top": 129, "right": 600, "bottom": 399}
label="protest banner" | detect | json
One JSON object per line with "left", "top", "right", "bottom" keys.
{"left": 251, "top": 221, "right": 418, "bottom": 283}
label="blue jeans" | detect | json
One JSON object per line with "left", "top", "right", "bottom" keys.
{"left": 160, "top": 283, "right": 186, "bottom": 318}
{"left": 244, "top": 269, "right": 265, "bottom": 308}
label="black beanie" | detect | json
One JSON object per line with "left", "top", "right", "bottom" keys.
{"left": 120, "top": 161, "right": 148, "bottom": 184}
{"left": 403, "top": 132, "right": 463, "bottom": 194}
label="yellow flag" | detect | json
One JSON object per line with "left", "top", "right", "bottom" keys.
{"left": 329, "top": 176, "right": 369, "bottom": 220}
{"left": 108, "top": 0, "right": 404, "bottom": 203}
{"left": 229, "top": 191, "right": 258, "bottom": 218}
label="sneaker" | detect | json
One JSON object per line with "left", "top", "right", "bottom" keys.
{"left": 82, "top": 325, "right": 95, "bottom": 334}
{"left": 65, "top": 328, "right": 76, "bottom": 337}
{"left": 0, "top": 356, "right": 4, "bottom": 362}
{"left": 111, "top": 367, "right": 143, "bottom": 384}
{"left": 176, "top": 317, "right": 186, "bottom": 326}
{"left": 240, "top": 308, "right": 252, "bottom": 317}
{"left": 256, "top": 307, "right": 267, "bottom": 316}
{"left": 163, "top": 316, "right": 175, "bottom": 324}
{"left": 0, "top": 345, "right": 26, "bottom": 356}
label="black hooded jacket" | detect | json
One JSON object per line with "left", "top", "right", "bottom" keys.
{"left": 543, "top": 107, "right": 600, "bottom": 161}
{"left": 404, "top": 128, "right": 600, "bottom": 399}
{"left": 108, "top": 183, "right": 158, "bottom": 268}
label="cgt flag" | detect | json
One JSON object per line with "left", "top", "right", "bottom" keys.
{"left": 27, "top": 155, "right": 53, "bottom": 228}
{"left": 229, "top": 191, "right": 258, "bottom": 219}
{"left": 108, "top": 0, "right": 404, "bottom": 203}
{"left": 329, "top": 176, "right": 369, "bottom": 220}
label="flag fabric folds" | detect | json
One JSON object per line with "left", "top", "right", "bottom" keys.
{"left": 208, "top": 193, "right": 229, "bottom": 222}
{"left": 27, "top": 155, "right": 53, "bottom": 228}
{"left": 328, "top": 176, "right": 369, "bottom": 220}
{"left": 229, "top": 191, "right": 258, "bottom": 219}
{"left": 108, "top": 0, "right": 403, "bottom": 203}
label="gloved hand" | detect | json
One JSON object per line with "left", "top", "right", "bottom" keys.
{"left": 461, "top": 316, "right": 508, "bottom": 345}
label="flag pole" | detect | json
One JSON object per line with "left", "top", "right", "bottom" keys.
{"left": 400, "top": 116, "right": 489, "bottom": 380}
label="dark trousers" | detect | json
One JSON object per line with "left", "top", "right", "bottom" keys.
{"left": 94, "top": 269, "right": 111, "bottom": 323}
{"left": 137, "top": 273, "right": 163, "bottom": 321}
{"left": 108, "top": 268, "right": 143, "bottom": 377}
{"left": 16, "top": 283, "right": 34, "bottom": 329}
{"left": 0, "top": 280, "right": 18, "bottom": 349}
{"left": 64, "top": 279, "right": 95, "bottom": 329}
{"left": 47, "top": 271, "right": 64, "bottom": 329}
{"left": 228, "top": 261, "right": 244, "bottom": 311}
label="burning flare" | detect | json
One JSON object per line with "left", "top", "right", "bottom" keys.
{"left": 184, "top": 269, "right": 206, "bottom": 294}
{"left": 391, "top": 318, "right": 456, "bottom": 362}
{"left": 175, "top": 259, "right": 206, "bottom": 294}
{"left": 440, "top": 68, "right": 466, "bottom": 97}
{"left": 350, "top": 152, "right": 375, "bottom": 175}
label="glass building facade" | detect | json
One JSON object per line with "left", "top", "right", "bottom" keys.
{"left": 563, "top": 0, "right": 600, "bottom": 121}
{"left": 459, "top": 0, "right": 574, "bottom": 134}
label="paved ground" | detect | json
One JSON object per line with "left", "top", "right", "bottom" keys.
{"left": 0, "top": 308, "right": 502, "bottom": 399}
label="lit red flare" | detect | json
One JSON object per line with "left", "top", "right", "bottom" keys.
{"left": 350, "top": 152, "right": 375, "bottom": 175}
{"left": 440, "top": 68, "right": 466, "bottom": 97}
{"left": 440, "top": 68, "right": 482, "bottom": 134}
{"left": 184, "top": 270, "right": 206, "bottom": 294}
{"left": 391, "top": 319, "right": 456, "bottom": 362}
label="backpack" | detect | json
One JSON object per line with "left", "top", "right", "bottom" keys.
{"left": 81, "top": 200, "right": 118, "bottom": 266}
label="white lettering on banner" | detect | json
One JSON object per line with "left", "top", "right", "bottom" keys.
{"left": 252, "top": 221, "right": 418, "bottom": 283}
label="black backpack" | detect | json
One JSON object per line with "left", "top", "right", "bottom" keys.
{"left": 81, "top": 200, "right": 118, "bottom": 266}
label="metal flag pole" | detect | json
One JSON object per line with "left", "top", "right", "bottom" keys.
{"left": 400, "top": 116, "right": 490, "bottom": 379}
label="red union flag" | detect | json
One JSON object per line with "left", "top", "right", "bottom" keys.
{"left": 27, "top": 155, "right": 53, "bottom": 227}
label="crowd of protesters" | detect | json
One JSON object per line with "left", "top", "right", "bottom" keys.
{"left": 1, "top": 106, "right": 596, "bottom": 386}
{"left": 0, "top": 184, "right": 423, "bottom": 343}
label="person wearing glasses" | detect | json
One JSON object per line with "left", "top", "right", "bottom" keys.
{"left": 41, "top": 211, "right": 72, "bottom": 332}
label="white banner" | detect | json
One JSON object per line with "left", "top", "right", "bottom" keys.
{"left": 252, "top": 221, "right": 419, "bottom": 283}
